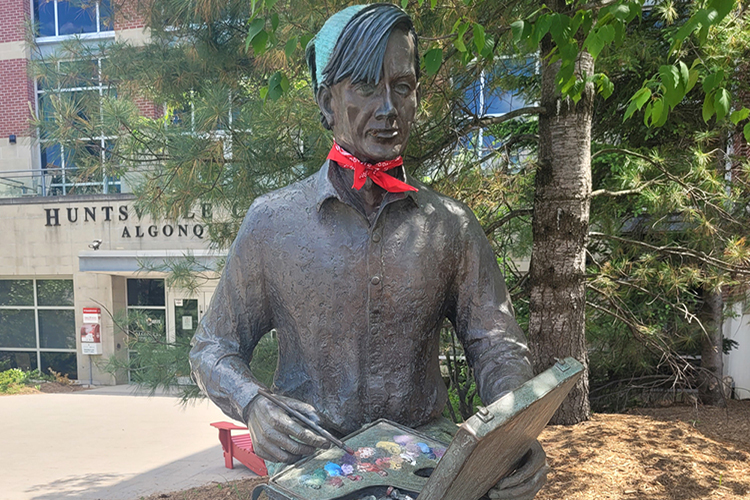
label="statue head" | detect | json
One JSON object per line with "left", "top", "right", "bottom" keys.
{"left": 306, "top": 4, "right": 420, "bottom": 163}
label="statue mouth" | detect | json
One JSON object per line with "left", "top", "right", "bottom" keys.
{"left": 370, "top": 129, "right": 399, "bottom": 140}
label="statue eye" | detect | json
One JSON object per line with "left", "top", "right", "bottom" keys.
{"left": 394, "top": 83, "right": 412, "bottom": 95}
{"left": 355, "top": 82, "right": 377, "bottom": 96}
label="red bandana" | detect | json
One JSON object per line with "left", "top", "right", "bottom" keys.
{"left": 327, "top": 141, "right": 418, "bottom": 193}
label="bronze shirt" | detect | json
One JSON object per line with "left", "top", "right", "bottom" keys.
{"left": 189, "top": 160, "right": 533, "bottom": 435}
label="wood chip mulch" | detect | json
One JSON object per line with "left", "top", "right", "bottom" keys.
{"left": 538, "top": 400, "right": 750, "bottom": 500}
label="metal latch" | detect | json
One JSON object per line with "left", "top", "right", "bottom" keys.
{"left": 476, "top": 406, "right": 494, "bottom": 423}
{"left": 555, "top": 357, "right": 570, "bottom": 372}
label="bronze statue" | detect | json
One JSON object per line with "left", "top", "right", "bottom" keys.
{"left": 190, "top": 4, "right": 547, "bottom": 499}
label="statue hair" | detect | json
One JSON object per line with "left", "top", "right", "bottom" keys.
{"left": 307, "top": 3, "right": 420, "bottom": 130}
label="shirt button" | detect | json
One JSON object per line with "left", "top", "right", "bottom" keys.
{"left": 370, "top": 276, "right": 381, "bottom": 285}
{"left": 372, "top": 233, "right": 381, "bottom": 243}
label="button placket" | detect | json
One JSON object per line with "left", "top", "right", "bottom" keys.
{"left": 365, "top": 218, "right": 386, "bottom": 418}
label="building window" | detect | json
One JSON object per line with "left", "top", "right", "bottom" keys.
{"left": 126, "top": 278, "right": 166, "bottom": 382}
{"left": 0, "top": 279, "right": 77, "bottom": 379}
{"left": 461, "top": 56, "right": 539, "bottom": 157}
{"left": 37, "top": 58, "right": 120, "bottom": 195}
{"left": 35, "top": 0, "right": 113, "bottom": 39}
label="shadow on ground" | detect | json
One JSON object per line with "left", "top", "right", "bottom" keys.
{"left": 28, "top": 448, "right": 251, "bottom": 500}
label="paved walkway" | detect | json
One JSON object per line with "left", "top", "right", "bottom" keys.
{"left": 0, "top": 385, "right": 256, "bottom": 500}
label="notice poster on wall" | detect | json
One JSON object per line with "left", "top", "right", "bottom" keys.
{"left": 81, "top": 307, "right": 102, "bottom": 355}
{"left": 182, "top": 315, "right": 193, "bottom": 330}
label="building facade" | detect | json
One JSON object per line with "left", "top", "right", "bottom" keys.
{"left": 0, "top": 0, "right": 220, "bottom": 384}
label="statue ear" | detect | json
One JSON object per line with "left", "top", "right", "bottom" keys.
{"left": 317, "top": 85, "right": 335, "bottom": 129}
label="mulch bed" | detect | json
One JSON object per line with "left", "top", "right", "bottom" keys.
{"left": 0, "top": 381, "right": 91, "bottom": 396}
{"left": 139, "top": 400, "right": 750, "bottom": 500}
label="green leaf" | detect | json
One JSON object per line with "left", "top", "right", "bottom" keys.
{"left": 650, "top": 98, "right": 664, "bottom": 126}
{"left": 624, "top": 87, "right": 652, "bottom": 120}
{"left": 714, "top": 88, "right": 731, "bottom": 121}
{"left": 584, "top": 30, "right": 604, "bottom": 59}
{"left": 611, "top": 4, "right": 631, "bottom": 20}
{"left": 533, "top": 14, "right": 553, "bottom": 45}
{"left": 424, "top": 47, "right": 443, "bottom": 75}
{"left": 598, "top": 74, "right": 614, "bottom": 99}
{"left": 264, "top": 0, "right": 278, "bottom": 9}
{"left": 279, "top": 73, "right": 290, "bottom": 92}
{"left": 259, "top": 86, "right": 268, "bottom": 100}
{"left": 431, "top": 0, "right": 437, "bottom": 8}
{"left": 268, "top": 71, "right": 282, "bottom": 89}
{"left": 251, "top": 30, "right": 268, "bottom": 55}
{"left": 678, "top": 61, "right": 689, "bottom": 89}
{"left": 581, "top": 10, "right": 593, "bottom": 35}
{"left": 624, "top": 100, "right": 639, "bottom": 121}
{"left": 599, "top": 24, "right": 615, "bottom": 44}
{"left": 702, "top": 91, "right": 715, "bottom": 122}
{"left": 643, "top": 101, "right": 652, "bottom": 126}
{"left": 730, "top": 108, "right": 750, "bottom": 125}
{"left": 569, "top": 10, "right": 584, "bottom": 37}
{"left": 401, "top": 0, "right": 408, "bottom": 9}
{"left": 299, "top": 34, "right": 313, "bottom": 50}
{"left": 686, "top": 68, "right": 699, "bottom": 93}
{"left": 702, "top": 69, "right": 724, "bottom": 93}
{"left": 454, "top": 22, "right": 469, "bottom": 52}
{"left": 271, "top": 13, "right": 279, "bottom": 32}
{"left": 744, "top": 122, "right": 750, "bottom": 142}
{"left": 473, "top": 23, "right": 485, "bottom": 52}
{"left": 549, "top": 13, "right": 570, "bottom": 46}
{"left": 284, "top": 36, "right": 298, "bottom": 59}
{"left": 511, "top": 20, "right": 525, "bottom": 43}
{"left": 612, "top": 20, "right": 625, "bottom": 45}
{"left": 246, "top": 18, "right": 265, "bottom": 52}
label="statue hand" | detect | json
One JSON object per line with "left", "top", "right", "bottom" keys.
{"left": 244, "top": 394, "right": 331, "bottom": 464}
{"left": 487, "top": 440, "right": 548, "bottom": 500}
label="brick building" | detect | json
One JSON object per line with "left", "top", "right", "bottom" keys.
{"left": 0, "top": 0, "right": 220, "bottom": 384}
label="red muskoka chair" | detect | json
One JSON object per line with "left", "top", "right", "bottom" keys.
{"left": 210, "top": 421, "right": 268, "bottom": 475}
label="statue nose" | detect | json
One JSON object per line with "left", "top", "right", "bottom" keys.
{"left": 375, "top": 89, "right": 397, "bottom": 120}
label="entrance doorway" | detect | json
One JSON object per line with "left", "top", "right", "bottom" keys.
{"left": 167, "top": 290, "right": 213, "bottom": 344}
{"left": 125, "top": 278, "right": 214, "bottom": 383}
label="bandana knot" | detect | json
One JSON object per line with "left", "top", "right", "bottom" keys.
{"left": 327, "top": 141, "right": 418, "bottom": 193}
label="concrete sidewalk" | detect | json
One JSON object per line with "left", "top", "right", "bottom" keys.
{"left": 0, "top": 385, "right": 256, "bottom": 500}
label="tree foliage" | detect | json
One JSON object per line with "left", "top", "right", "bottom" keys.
{"left": 30, "top": 0, "right": 750, "bottom": 414}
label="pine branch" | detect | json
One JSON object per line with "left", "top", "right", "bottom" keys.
{"left": 590, "top": 176, "right": 664, "bottom": 198}
{"left": 413, "top": 107, "right": 545, "bottom": 164}
{"left": 589, "top": 231, "right": 750, "bottom": 275}
{"left": 483, "top": 208, "right": 534, "bottom": 235}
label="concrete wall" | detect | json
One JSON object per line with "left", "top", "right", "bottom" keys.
{"left": 724, "top": 300, "right": 750, "bottom": 399}
{"left": 1, "top": 193, "right": 219, "bottom": 384}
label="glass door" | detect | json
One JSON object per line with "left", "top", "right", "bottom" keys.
{"left": 172, "top": 298, "right": 199, "bottom": 342}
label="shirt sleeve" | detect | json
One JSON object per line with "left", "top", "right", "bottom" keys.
{"left": 189, "top": 210, "right": 273, "bottom": 422}
{"left": 447, "top": 207, "right": 534, "bottom": 405}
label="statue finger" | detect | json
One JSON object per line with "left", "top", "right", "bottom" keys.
{"left": 279, "top": 418, "right": 331, "bottom": 450}
{"left": 487, "top": 465, "right": 548, "bottom": 500}
{"left": 283, "top": 398, "right": 323, "bottom": 425}
{"left": 265, "top": 426, "right": 318, "bottom": 457}
{"left": 254, "top": 439, "right": 302, "bottom": 464}
{"left": 488, "top": 458, "right": 549, "bottom": 500}
{"left": 494, "top": 440, "right": 547, "bottom": 489}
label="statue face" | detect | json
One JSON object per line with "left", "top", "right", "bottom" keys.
{"left": 321, "top": 29, "right": 419, "bottom": 163}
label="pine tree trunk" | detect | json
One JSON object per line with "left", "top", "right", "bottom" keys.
{"left": 528, "top": 41, "right": 594, "bottom": 425}
{"left": 699, "top": 290, "right": 726, "bottom": 407}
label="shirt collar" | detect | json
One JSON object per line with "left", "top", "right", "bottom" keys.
{"left": 316, "top": 159, "right": 419, "bottom": 212}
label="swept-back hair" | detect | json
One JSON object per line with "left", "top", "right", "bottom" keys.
{"left": 306, "top": 3, "right": 420, "bottom": 129}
